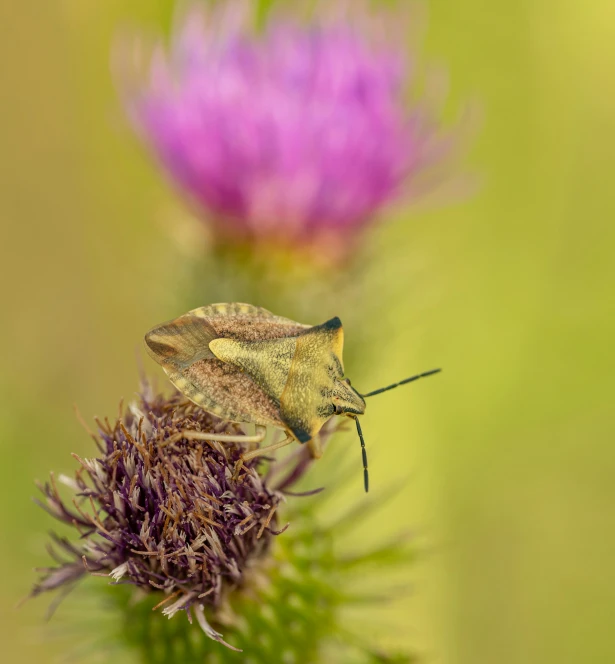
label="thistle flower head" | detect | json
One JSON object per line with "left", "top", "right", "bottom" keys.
{"left": 118, "top": 0, "right": 464, "bottom": 260}
{"left": 32, "top": 388, "right": 288, "bottom": 651}
{"left": 31, "top": 383, "right": 417, "bottom": 661}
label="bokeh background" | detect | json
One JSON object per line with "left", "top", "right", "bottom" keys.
{"left": 1, "top": 1, "right": 614, "bottom": 663}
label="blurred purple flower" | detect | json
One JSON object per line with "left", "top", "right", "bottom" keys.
{"left": 119, "top": 1, "right": 465, "bottom": 259}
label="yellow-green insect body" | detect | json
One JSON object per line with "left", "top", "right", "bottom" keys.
{"left": 145, "top": 303, "right": 365, "bottom": 459}
{"left": 145, "top": 302, "right": 439, "bottom": 492}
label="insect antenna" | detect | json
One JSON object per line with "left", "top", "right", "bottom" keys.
{"left": 353, "top": 416, "right": 369, "bottom": 493}
{"left": 361, "top": 368, "right": 442, "bottom": 398}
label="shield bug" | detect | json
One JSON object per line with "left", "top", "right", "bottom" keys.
{"left": 145, "top": 303, "right": 440, "bottom": 492}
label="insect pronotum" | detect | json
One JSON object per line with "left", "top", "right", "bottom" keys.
{"left": 145, "top": 303, "right": 440, "bottom": 492}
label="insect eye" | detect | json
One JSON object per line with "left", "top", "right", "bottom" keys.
{"left": 346, "top": 378, "right": 352, "bottom": 386}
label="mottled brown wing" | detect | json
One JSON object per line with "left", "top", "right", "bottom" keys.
{"left": 179, "top": 359, "right": 283, "bottom": 426}
{"left": 145, "top": 314, "right": 218, "bottom": 371}
{"left": 144, "top": 306, "right": 289, "bottom": 427}
{"left": 189, "top": 302, "right": 310, "bottom": 341}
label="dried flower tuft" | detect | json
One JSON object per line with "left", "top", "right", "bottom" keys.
{"left": 32, "top": 387, "right": 290, "bottom": 651}
{"left": 31, "top": 384, "right": 419, "bottom": 661}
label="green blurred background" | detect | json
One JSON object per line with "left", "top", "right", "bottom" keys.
{"left": 1, "top": 1, "right": 614, "bottom": 662}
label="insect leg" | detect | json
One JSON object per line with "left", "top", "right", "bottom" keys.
{"left": 165, "top": 425, "right": 266, "bottom": 446}
{"left": 307, "top": 436, "right": 322, "bottom": 459}
{"left": 233, "top": 434, "right": 294, "bottom": 479}
{"left": 240, "top": 434, "right": 294, "bottom": 462}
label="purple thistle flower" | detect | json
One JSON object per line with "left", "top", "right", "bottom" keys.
{"left": 118, "top": 1, "right": 464, "bottom": 260}
{"left": 31, "top": 386, "right": 294, "bottom": 652}
{"left": 29, "top": 381, "right": 420, "bottom": 660}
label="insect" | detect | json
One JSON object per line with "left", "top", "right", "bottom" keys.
{"left": 145, "top": 303, "right": 440, "bottom": 492}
